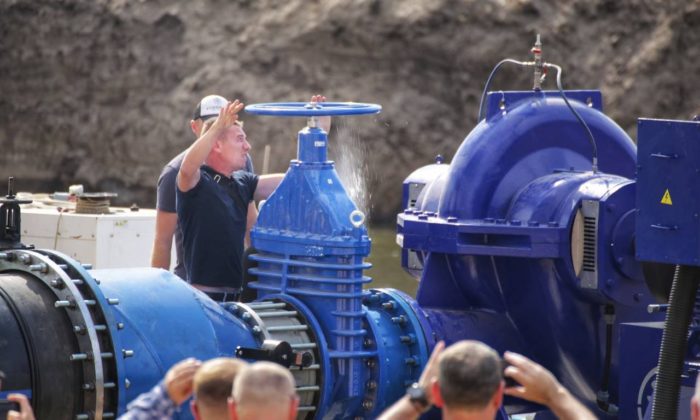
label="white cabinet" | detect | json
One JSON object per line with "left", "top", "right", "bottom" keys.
{"left": 20, "top": 206, "right": 159, "bottom": 269}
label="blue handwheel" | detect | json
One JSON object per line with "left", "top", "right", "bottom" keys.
{"left": 245, "top": 101, "right": 381, "bottom": 117}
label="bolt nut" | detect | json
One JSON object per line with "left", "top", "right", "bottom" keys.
{"left": 225, "top": 303, "right": 240, "bottom": 314}
{"left": 400, "top": 335, "right": 415, "bottom": 344}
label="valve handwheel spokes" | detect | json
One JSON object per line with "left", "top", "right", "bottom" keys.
{"left": 245, "top": 102, "right": 381, "bottom": 117}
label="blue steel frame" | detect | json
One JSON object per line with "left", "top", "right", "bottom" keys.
{"left": 636, "top": 118, "right": 700, "bottom": 266}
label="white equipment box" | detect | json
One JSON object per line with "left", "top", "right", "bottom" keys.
{"left": 20, "top": 206, "right": 158, "bottom": 269}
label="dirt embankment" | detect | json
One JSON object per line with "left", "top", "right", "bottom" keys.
{"left": 1, "top": 0, "right": 698, "bottom": 222}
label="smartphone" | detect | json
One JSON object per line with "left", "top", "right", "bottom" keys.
{"left": 0, "top": 400, "right": 20, "bottom": 417}
{"left": 501, "top": 359, "right": 519, "bottom": 388}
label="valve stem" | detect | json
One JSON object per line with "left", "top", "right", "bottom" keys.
{"left": 307, "top": 101, "right": 319, "bottom": 128}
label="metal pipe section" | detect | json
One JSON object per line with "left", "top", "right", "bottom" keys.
{"left": 0, "top": 249, "right": 258, "bottom": 420}
{"left": 0, "top": 271, "right": 83, "bottom": 419}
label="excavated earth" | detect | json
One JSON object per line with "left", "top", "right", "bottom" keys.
{"left": 0, "top": 0, "right": 698, "bottom": 222}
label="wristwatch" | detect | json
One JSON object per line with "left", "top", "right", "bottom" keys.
{"left": 406, "top": 382, "right": 430, "bottom": 413}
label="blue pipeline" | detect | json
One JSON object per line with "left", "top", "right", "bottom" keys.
{"left": 94, "top": 268, "right": 257, "bottom": 419}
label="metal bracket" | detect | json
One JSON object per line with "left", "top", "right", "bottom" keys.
{"left": 236, "top": 339, "right": 313, "bottom": 369}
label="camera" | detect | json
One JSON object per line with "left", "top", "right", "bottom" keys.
{"left": 0, "top": 370, "right": 22, "bottom": 416}
{"left": 0, "top": 400, "right": 20, "bottom": 417}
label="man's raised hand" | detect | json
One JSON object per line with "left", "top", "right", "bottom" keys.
{"left": 212, "top": 100, "right": 245, "bottom": 131}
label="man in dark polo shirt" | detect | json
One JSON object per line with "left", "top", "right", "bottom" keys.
{"left": 151, "top": 95, "right": 255, "bottom": 280}
{"left": 177, "top": 95, "right": 329, "bottom": 301}
{"left": 175, "top": 100, "right": 284, "bottom": 301}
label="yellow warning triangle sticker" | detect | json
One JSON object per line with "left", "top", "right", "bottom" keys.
{"left": 661, "top": 189, "right": 673, "bottom": 205}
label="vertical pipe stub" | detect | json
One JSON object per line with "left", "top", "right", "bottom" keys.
{"left": 0, "top": 176, "right": 32, "bottom": 250}
{"left": 531, "top": 33, "right": 544, "bottom": 91}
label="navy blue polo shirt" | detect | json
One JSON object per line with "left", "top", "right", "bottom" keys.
{"left": 176, "top": 167, "right": 258, "bottom": 289}
{"left": 157, "top": 152, "right": 254, "bottom": 280}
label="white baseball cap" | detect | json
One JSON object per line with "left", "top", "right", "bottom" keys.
{"left": 193, "top": 95, "right": 228, "bottom": 121}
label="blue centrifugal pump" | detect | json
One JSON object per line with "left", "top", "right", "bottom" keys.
{"left": 1, "top": 39, "right": 699, "bottom": 419}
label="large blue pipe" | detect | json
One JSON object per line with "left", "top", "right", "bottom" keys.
{"left": 0, "top": 250, "right": 257, "bottom": 420}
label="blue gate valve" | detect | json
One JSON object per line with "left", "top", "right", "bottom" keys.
{"left": 243, "top": 101, "right": 397, "bottom": 418}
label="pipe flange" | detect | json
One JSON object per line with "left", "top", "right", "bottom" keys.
{"left": 0, "top": 249, "right": 120, "bottom": 420}
{"left": 361, "top": 288, "right": 433, "bottom": 417}
{"left": 233, "top": 299, "right": 322, "bottom": 419}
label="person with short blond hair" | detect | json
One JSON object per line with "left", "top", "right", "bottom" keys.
{"left": 191, "top": 358, "right": 247, "bottom": 420}
{"left": 228, "top": 362, "right": 299, "bottom": 420}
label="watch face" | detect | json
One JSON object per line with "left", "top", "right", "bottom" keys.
{"left": 408, "top": 383, "right": 428, "bottom": 405}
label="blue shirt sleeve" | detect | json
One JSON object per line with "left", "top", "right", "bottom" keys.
{"left": 157, "top": 153, "right": 185, "bottom": 213}
{"left": 157, "top": 167, "right": 178, "bottom": 213}
{"left": 117, "top": 381, "right": 176, "bottom": 420}
{"left": 233, "top": 171, "right": 259, "bottom": 203}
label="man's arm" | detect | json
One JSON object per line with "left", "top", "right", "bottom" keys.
{"left": 151, "top": 210, "right": 177, "bottom": 269}
{"left": 177, "top": 100, "right": 244, "bottom": 193}
{"left": 503, "top": 351, "right": 596, "bottom": 420}
{"left": 253, "top": 174, "right": 285, "bottom": 202}
{"left": 118, "top": 358, "right": 201, "bottom": 420}
{"left": 245, "top": 202, "right": 258, "bottom": 249}
{"left": 377, "top": 341, "right": 445, "bottom": 420}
